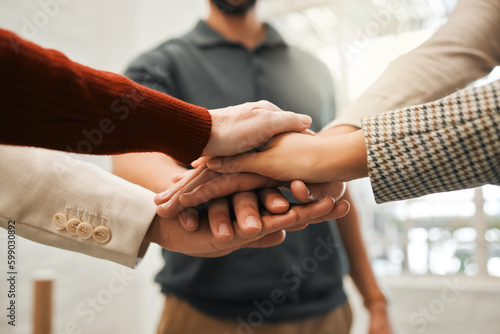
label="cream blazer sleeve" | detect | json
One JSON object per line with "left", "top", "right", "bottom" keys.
{"left": 0, "top": 145, "right": 157, "bottom": 268}
{"left": 327, "top": 0, "right": 500, "bottom": 129}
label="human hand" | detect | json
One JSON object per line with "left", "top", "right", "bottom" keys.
{"left": 154, "top": 167, "right": 349, "bottom": 244}
{"left": 181, "top": 181, "right": 349, "bottom": 240}
{"left": 183, "top": 188, "right": 289, "bottom": 243}
{"left": 288, "top": 180, "right": 346, "bottom": 204}
{"left": 367, "top": 301, "right": 393, "bottom": 334}
{"left": 204, "top": 100, "right": 312, "bottom": 157}
{"left": 204, "top": 130, "right": 368, "bottom": 183}
{"left": 154, "top": 164, "right": 280, "bottom": 218}
{"left": 201, "top": 186, "right": 336, "bottom": 241}
{"left": 143, "top": 212, "right": 286, "bottom": 257}
{"left": 154, "top": 164, "right": 348, "bottom": 218}
{"left": 144, "top": 195, "right": 349, "bottom": 257}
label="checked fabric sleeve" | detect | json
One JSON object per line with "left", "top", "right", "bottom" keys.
{"left": 362, "top": 80, "right": 500, "bottom": 203}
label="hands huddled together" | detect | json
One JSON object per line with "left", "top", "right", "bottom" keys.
{"left": 144, "top": 101, "right": 366, "bottom": 257}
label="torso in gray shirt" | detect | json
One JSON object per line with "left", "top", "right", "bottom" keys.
{"left": 125, "top": 20, "right": 349, "bottom": 323}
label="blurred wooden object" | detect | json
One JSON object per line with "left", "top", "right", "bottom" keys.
{"left": 33, "top": 277, "right": 53, "bottom": 334}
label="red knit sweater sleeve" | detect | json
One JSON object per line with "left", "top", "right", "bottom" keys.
{"left": 0, "top": 29, "right": 212, "bottom": 165}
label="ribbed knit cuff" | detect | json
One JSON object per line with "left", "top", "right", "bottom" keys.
{"left": 123, "top": 85, "right": 212, "bottom": 165}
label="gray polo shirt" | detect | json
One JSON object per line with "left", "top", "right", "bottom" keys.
{"left": 125, "top": 20, "right": 348, "bottom": 323}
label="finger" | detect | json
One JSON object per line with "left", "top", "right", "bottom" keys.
{"left": 258, "top": 188, "right": 289, "bottom": 214}
{"left": 232, "top": 191, "right": 262, "bottom": 238}
{"left": 189, "top": 229, "right": 287, "bottom": 257}
{"left": 256, "top": 210, "right": 297, "bottom": 235}
{"left": 179, "top": 173, "right": 279, "bottom": 208}
{"left": 327, "top": 199, "right": 350, "bottom": 220}
{"left": 302, "top": 129, "right": 316, "bottom": 135}
{"left": 290, "top": 197, "right": 336, "bottom": 225}
{"left": 334, "top": 183, "right": 347, "bottom": 202}
{"left": 192, "top": 156, "right": 211, "bottom": 168}
{"left": 289, "top": 180, "right": 315, "bottom": 204}
{"left": 177, "top": 208, "right": 199, "bottom": 232}
{"left": 285, "top": 224, "right": 309, "bottom": 232}
{"left": 206, "top": 152, "right": 263, "bottom": 174}
{"left": 290, "top": 199, "right": 350, "bottom": 228}
{"left": 305, "top": 182, "right": 346, "bottom": 202}
{"left": 240, "top": 230, "right": 286, "bottom": 249}
{"left": 154, "top": 165, "right": 207, "bottom": 205}
{"left": 268, "top": 110, "right": 312, "bottom": 134}
{"left": 171, "top": 173, "right": 186, "bottom": 184}
{"left": 290, "top": 180, "right": 347, "bottom": 203}
{"left": 207, "top": 197, "right": 233, "bottom": 242}
{"left": 157, "top": 168, "right": 221, "bottom": 217}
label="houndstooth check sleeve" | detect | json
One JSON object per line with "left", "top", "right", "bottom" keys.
{"left": 362, "top": 80, "right": 500, "bottom": 203}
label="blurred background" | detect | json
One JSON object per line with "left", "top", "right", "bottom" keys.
{"left": 0, "top": 0, "right": 499, "bottom": 333}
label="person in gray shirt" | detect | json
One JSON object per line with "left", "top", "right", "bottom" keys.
{"left": 116, "top": 0, "right": 392, "bottom": 333}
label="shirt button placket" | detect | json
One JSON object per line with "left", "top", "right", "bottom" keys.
{"left": 246, "top": 49, "right": 261, "bottom": 101}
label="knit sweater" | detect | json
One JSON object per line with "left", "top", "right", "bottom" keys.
{"left": 0, "top": 29, "right": 211, "bottom": 165}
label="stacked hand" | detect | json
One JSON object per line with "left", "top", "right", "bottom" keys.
{"left": 204, "top": 100, "right": 313, "bottom": 157}
{"left": 145, "top": 102, "right": 363, "bottom": 257}
{"left": 148, "top": 168, "right": 349, "bottom": 256}
{"left": 150, "top": 165, "right": 350, "bottom": 256}
{"left": 143, "top": 106, "right": 391, "bottom": 333}
{"left": 201, "top": 129, "right": 369, "bottom": 183}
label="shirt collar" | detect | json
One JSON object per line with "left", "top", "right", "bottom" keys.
{"left": 185, "top": 20, "right": 287, "bottom": 50}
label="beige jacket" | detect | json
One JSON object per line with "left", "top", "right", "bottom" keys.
{"left": 0, "top": 145, "right": 156, "bottom": 268}
{"left": 328, "top": 0, "right": 500, "bottom": 203}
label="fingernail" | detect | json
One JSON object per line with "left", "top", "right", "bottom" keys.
{"left": 186, "top": 215, "right": 197, "bottom": 227}
{"left": 157, "top": 189, "right": 170, "bottom": 199}
{"left": 325, "top": 196, "right": 335, "bottom": 204}
{"left": 160, "top": 201, "right": 172, "bottom": 209}
{"left": 245, "top": 216, "right": 260, "bottom": 228}
{"left": 209, "top": 158, "right": 222, "bottom": 170}
{"left": 306, "top": 187, "right": 311, "bottom": 197}
{"left": 301, "top": 115, "right": 312, "bottom": 126}
{"left": 273, "top": 198, "right": 288, "bottom": 207}
{"left": 218, "top": 223, "right": 231, "bottom": 235}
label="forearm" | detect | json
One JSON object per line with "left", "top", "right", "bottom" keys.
{"left": 318, "top": 130, "right": 369, "bottom": 182}
{"left": 0, "top": 145, "right": 157, "bottom": 268}
{"left": 0, "top": 29, "right": 211, "bottom": 165}
{"left": 113, "top": 153, "right": 187, "bottom": 193}
{"left": 337, "top": 190, "right": 384, "bottom": 306}
{"left": 112, "top": 153, "right": 188, "bottom": 257}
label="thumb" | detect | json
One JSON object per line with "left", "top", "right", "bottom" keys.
{"left": 289, "top": 180, "right": 315, "bottom": 204}
{"left": 207, "top": 152, "right": 262, "bottom": 174}
{"left": 271, "top": 111, "right": 311, "bottom": 135}
{"left": 192, "top": 156, "right": 211, "bottom": 168}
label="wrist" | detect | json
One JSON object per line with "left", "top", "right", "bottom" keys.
{"left": 144, "top": 214, "right": 162, "bottom": 245}
{"left": 138, "top": 215, "right": 161, "bottom": 259}
{"left": 347, "top": 130, "right": 369, "bottom": 180}
{"left": 321, "top": 130, "right": 368, "bottom": 182}
{"left": 364, "top": 289, "right": 387, "bottom": 310}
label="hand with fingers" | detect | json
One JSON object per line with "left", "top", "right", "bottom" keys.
{"left": 154, "top": 164, "right": 348, "bottom": 221}
{"left": 153, "top": 164, "right": 350, "bottom": 248}
{"left": 204, "top": 100, "right": 312, "bottom": 157}
{"left": 198, "top": 130, "right": 369, "bottom": 183}
{"left": 144, "top": 187, "right": 348, "bottom": 256}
